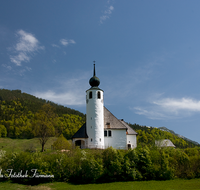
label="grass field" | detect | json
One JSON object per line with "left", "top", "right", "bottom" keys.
{"left": 0, "top": 179, "right": 200, "bottom": 190}
{"left": 0, "top": 137, "right": 57, "bottom": 153}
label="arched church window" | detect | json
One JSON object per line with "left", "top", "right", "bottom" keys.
{"left": 97, "top": 91, "right": 101, "bottom": 99}
{"left": 89, "top": 91, "right": 92, "bottom": 99}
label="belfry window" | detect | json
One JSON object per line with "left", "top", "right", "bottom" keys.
{"left": 97, "top": 91, "right": 101, "bottom": 99}
{"left": 104, "top": 131, "right": 107, "bottom": 137}
{"left": 89, "top": 91, "right": 92, "bottom": 99}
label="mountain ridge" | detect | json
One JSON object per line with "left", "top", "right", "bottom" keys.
{"left": 158, "top": 126, "right": 200, "bottom": 146}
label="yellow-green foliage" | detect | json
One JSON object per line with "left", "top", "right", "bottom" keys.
{"left": 52, "top": 134, "right": 72, "bottom": 150}
{"left": 58, "top": 114, "right": 85, "bottom": 139}
{"left": 0, "top": 124, "right": 7, "bottom": 137}
{"left": 0, "top": 99, "right": 85, "bottom": 139}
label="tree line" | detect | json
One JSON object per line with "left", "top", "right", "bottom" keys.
{"left": 0, "top": 146, "right": 200, "bottom": 184}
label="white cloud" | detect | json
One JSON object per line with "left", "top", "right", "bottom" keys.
{"left": 60, "top": 39, "right": 76, "bottom": 46}
{"left": 2, "top": 64, "right": 12, "bottom": 70}
{"left": 34, "top": 90, "right": 84, "bottom": 106}
{"left": 100, "top": 5, "right": 114, "bottom": 24}
{"left": 10, "top": 52, "right": 30, "bottom": 66}
{"left": 9, "top": 30, "right": 44, "bottom": 66}
{"left": 69, "top": 39, "right": 76, "bottom": 44}
{"left": 134, "top": 107, "right": 173, "bottom": 120}
{"left": 32, "top": 72, "right": 90, "bottom": 106}
{"left": 133, "top": 97, "right": 200, "bottom": 120}
{"left": 52, "top": 44, "right": 60, "bottom": 48}
{"left": 26, "top": 66, "right": 32, "bottom": 71}
{"left": 154, "top": 98, "right": 200, "bottom": 112}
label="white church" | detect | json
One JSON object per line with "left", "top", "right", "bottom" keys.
{"left": 72, "top": 64, "right": 137, "bottom": 149}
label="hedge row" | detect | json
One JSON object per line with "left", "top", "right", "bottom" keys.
{"left": 0, "top": 146, "right": 200, "bottom": 184}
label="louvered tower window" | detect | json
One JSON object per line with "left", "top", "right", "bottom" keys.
{"left": 89, "top": 91, "right": 92, "bottom": 99}
{"left": 97, "top": 91, "right": 101, "bottom": 99}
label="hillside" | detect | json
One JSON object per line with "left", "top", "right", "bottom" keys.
{"left": 130, "top": 123, "right": 199, "bottom": 148}
{"left": 0, "top": 89, "right": 85, "bottom": 117}
{"left": 0, "top": 89, "right": 85, "bottom": 139}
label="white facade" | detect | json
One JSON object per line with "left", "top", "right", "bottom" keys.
{"left": 86, "top": 88, "right": 104, "bottom": 149}
{"left": 104, "top": 129, "right": 127, "bottom": 149}
{"left": 127, "top": 134, "right": 137, "bottom": 149}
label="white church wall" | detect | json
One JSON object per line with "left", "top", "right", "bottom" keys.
{"left": 127, "top": 135, "right": 137, "bottom": 149}
{"left": 104, "top": 129, "right": 127, "bottom": 149}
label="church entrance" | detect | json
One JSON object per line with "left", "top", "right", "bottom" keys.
{"left": 75, "top": 140, "right": 85, "bottom": 149}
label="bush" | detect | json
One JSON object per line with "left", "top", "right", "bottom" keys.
{"left": 52, "top": 134, "right": 72, "bottom": 150}
{"left": 0, "top": 125, "right": 7, "bottom": 137}
{"left": 135, "top": 146, "right": 153, "bottom": 180}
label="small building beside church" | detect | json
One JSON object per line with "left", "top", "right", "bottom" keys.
{"left": 72, "top": 64, "right": 137, "bottom": 149}
{"left": 155, "top": 139, "right": 176, "bottom": 148}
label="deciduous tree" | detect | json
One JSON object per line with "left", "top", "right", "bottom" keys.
{"left": 33, "top": 104, "right": 57, "bottom": 152}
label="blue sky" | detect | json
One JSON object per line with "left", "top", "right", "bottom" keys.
{"left": 1, "top": 0, "right": 200, "bottom": 143}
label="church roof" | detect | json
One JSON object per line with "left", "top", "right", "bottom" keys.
{"left": 104, "top": 107, "right": 137, "bottom": 135}
{"left": 104, "top": 107, "right": 127, "bottom": 130}
{"left": 119, "top": 119, "right": 138, "bottom": 135}
{"left": 72, "top": 123, "right": 88, "bottom": 139}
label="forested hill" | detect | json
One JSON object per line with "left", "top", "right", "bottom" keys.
{"left": 0, "top": 89, "right": 85, "bottom": 139}
{"left": 130, "top": 123, "right": 199, "bottom": 148}
{"left": 0, "top": 89, "right": 85, "bottom": 117}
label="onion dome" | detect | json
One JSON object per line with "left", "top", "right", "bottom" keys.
{"left": 89, "top": 64, "right": 100, "bottom": 87}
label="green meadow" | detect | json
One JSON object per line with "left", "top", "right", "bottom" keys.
{"left": 0, "top": 137, "right": 57, "bottom": 153}
{"left": 0, "top": 179, "right": 200, "bottom": 190}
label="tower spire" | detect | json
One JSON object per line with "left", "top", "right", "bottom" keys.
{"left": 93, "top": 61, "right": 96, "bottom": 76}
{"left": 89, "top": 61, "right": 100, "bottom": 87}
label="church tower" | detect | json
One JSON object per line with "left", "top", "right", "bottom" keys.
{"left": 86, "top": 64, "right": 104, "bottom": 149}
